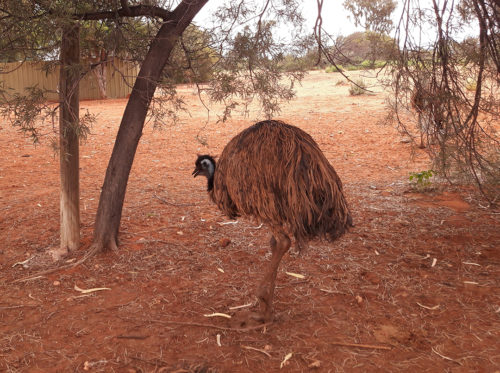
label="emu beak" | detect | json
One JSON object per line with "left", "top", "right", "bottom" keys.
{"left": 192, "top": 169, "right": 200, "bottom": 177}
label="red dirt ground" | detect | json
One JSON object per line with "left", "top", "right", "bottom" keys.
{"left": 1, "top": 71, "right": 499, "bottom": 372}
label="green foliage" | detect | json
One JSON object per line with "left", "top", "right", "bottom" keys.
{"left": 325, "top": 65, "right": 343, "bottom": 73}
{"left": 0, "top": 86, "right": 48, "bottom": 143}
{"left": 326, "top": 60, "right": 386, "bottom": 73}
{"left": 207, "top": 21, "right": 305, "bottom": 120}
{"left": 409, "top": 170, "right": 436, "bottom": 190}
{"left": 279, "top": 52, "right": 322, "bottom": 73}
{"left": 0, "top": 0, "right": 59, "bottom": 62}
{"left": 465, "top": 78, "right": 477, "bottom": 91}
{"left": 343, "top": 0, "right": 397, "bottom": 34}
{"left": 349, "top": 79, "right": 367, "bottom": 95}
{"left": 0, "top": 85, "right": 94, "bottom": 145}
{"left": 387, "top": 0, "right": 499, "bottom": 202}
{"left": 280, "top": 31, "right": 396, "bottom": 74}
{"left": 361, "top": 59, "right": 386, "bottom": 69}
{"left": 337, "top": 31, "right": 396, "bottom": 66}
{"left": 0, "top": 0, "right": 308, "bottom": 129}
{"left": 163, "top": 25, "right": 218, "bottom": 84}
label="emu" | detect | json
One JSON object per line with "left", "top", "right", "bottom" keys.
{"left": 193, "top": 120, "right": 353, "bottom": 322}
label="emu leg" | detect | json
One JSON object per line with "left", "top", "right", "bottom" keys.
{"left": 256, "top": 231, "right": 291, "bottom": 321}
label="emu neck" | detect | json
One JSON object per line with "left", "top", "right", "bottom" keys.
{"left": 207, "top": 175, "right": 214, "bottom": 191}
{"left": 206, "top": 161, "right": 215, "bottom": 191}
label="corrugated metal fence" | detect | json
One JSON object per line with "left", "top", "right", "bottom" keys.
{"left": 0, "top": 59, "right": 139, "bottom": 101}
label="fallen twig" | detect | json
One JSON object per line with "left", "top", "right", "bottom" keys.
{"left": 115, "top": 335, "right": 149, "bottom": 340}
{"left": 330, "top": 341, "right": 392, "bottom": 350}
{"left": 241, "top": 345, "right": 272, "bottom": 358}
{"left": 153, "top": 193, "right": 194, "bottom": 207}
{"left": 218, "top": 221, "right": 238, "bottom": 225}
{"left": 431, "top": 346, "right": 462, "bottom": 365}
{"left": 74, "top": 284, "right": 111, "bottom": 294}
{"left": 320, "top": 288, "right": 347, "bottom": 295}
{"left": 280, "top": 352, "right": 293, "bottom": 368}
{"left": 0, "top": 304, "right": 39, "bottom": 309}
{"left": 12, "top": 256, "right": 34, "bottom": 268}
{"left": 462, "top": 262, "right": 481, "bottom": 266}
{"left": 203, "top": 312, "right": 231, "bottom": 319}
{"left": 12, "top": 245, "right": 101, "bottom": 284}
{"left": 131, "top": 317, "right": 272, "bottom": 332}
{"left": 66, "top": 294, "right": 94, "bottom": 301}
{"left": 229, "top": 303, "right": 253, "bottom": 310}
{"left": 13, "top": 275, "right": 44, "bottom": 282}
{"left": 285, "top": 272, "right": 306, "bottom": 279}
{"left": 416, "top": 302, "right": 440, "bottom": 310}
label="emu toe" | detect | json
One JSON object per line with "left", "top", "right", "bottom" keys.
{"left": 250, "top": 311, "right": 272, "bottom": 323}
{"left": 230, "top": 310, "right": 271, "bottom": 329}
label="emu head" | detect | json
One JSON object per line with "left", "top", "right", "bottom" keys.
{"left": 193, "top": 155, "right": 216, "bottom": 191}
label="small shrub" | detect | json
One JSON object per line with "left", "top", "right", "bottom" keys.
{"left": 358, "top": 60, "right": 386, "bottom": 69}
{"left": 325, "top": 65, "right": 343, "bottom": 73}
{"left": 326, "top": 60, "right": 387, "bottom": 72}
{"left": 361, "top": 60, "right": 373, "bottom": 69}
{"left": 348, "top": 79, "right": 367, "bottom": 95}
{"left": 409, "top": 170, "right": 436, "bottom": 190}
{"left": 465, "top": 78, "right": 477, "bottom": 91}
{"left": 345, "top": 64, "right": 360, "bottom": 71}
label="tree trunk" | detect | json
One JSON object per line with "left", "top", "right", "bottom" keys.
{"left": 59, "top": 23, "right": 80, "bottom": 254}
{"left": 93, "top": 63, "right": 107, "bottom": 99}
{"left": 92, "top": 0, "right": 208, "bottom": 251}
{"left": 92, "top": 49, "right": 107, "bottom": 99}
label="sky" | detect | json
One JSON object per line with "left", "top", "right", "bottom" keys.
{"left": 194, "top": 0, "right": 365, "bottom": 40}
{"left": 298, "top": 0, "right": 364, "bottom": 37}
{"left": 193, "top": 0, "right": 479, "bottom": 46}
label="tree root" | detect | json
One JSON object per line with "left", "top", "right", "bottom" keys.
{"left": 12, "top": 243, "right": 102, "bottom": 284}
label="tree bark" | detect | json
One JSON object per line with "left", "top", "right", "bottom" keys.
{"left": 59, "top": 23, "right": 80, "bottom": 254}
{"left": 91, "top": 49, "right": 107, "bottom": 99}
{"left": 92, "top": 0, "right": 208, "bottom": 251}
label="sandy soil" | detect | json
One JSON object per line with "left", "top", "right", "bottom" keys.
{"left": 1, "top": 70, "right": 499, "bottom": 372}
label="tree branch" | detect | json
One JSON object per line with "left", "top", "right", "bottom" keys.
{"left": 74, "top": 5, "right": 172, "bottom": 21}
{"left": 120, "top": 0, "right": 131, "bottom": 16}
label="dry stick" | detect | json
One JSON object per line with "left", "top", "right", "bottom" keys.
{"left": 431, "top": 347, "right": 462, "bottom": 365}
{"left": 12, "top": 245, "right": 100, "bottom": 284}
{"left": 153, "top": 193, "right": 194, "bottom": 207}
{"left": 330, "top": 341, "right": 392, "bottom": 351}
{"left": 139, "top": 317, "right": 273, "bottom": 332}
{"left": 129, "top": 355, "right": 168, "bottom": 367}
{"left": 115, "top": 335, "right": 149, "bottom": 340}
{"left": 241, "top": 345, "right": 272, "bottom": 358}
{"left": 0, "top": 304, "right": 39, "bottom": 309}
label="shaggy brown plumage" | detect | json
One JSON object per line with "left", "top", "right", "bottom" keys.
{"left": 193, "top": 119, "right": 352, "bottom": 321}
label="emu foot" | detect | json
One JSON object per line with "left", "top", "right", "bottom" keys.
{"left": 231, "top": 310, "right": 272, "bottom": 329}
{"left": 250, "top": 310, "right": 273, "bottom": 323}
{"left": 255, "top": 289, "right": 275, "bottom": 323}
